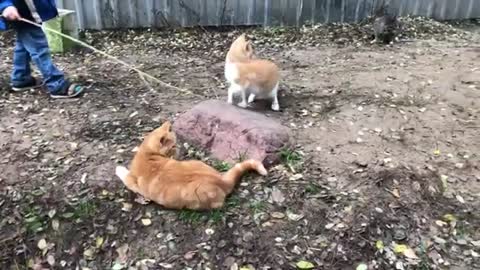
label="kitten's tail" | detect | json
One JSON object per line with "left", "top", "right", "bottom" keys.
{"left": 221, "top": 159, "right": 267, "bottom": 192}
{"left": 115, "top": 166, "right": 130, "bottom": 182}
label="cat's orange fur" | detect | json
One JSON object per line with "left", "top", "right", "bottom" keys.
{"left": 225, "top": 34, "right": 281, "bottom": 111}
{"left": 115, "top": 121, "right": 268, "bottom": 210}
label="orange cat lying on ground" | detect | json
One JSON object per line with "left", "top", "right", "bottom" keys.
{"left": 115, "top": 121, "right": 268, "bottom": 210}
{"left": 225, "top": 34, "right": 281, "bottom": 111}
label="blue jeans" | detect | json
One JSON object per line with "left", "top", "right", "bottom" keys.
{"left": 12, "top": 26, "right": 69, "bottom": 94}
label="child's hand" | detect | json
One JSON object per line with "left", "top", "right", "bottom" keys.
{"left": 2, "top": 6, "right": 21, "bottom": 21}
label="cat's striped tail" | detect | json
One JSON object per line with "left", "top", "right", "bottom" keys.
{"left": 221, "top": 159, "right": 267, "bottom": 192}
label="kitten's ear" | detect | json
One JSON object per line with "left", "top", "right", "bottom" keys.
{"left": 245, "top": 41, "right": 253, "bottom": 52}
{"left": 161, "top": 121, "right": 172, "bottom": 131}
{"left": 159, "top": 134, "right": 168, "bottom": 145}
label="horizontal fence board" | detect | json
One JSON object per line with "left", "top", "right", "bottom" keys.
{"left": 59, "top": 0, "right": 480, "bottom": 30}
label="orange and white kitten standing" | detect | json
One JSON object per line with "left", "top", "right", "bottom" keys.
{"left": 115, "top": 121, "right": 268, "bottom": 210}
{"left": 225, "top": 34, "right": 281, "bottom": 111}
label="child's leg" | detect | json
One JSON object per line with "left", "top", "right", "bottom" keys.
{"left": 10, "top": 32, "right": 43, "bottom": 91}
{"left": 11, "top": 36, "right": 32, "bottom": 84}
{"left": 16, "top": 26, "right": 68, "bottom": 94}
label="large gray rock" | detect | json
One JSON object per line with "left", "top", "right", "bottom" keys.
{"left": 173, "top": 100, "right": 291, "bottom": 167}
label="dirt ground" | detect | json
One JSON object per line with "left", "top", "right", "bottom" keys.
{"left": 1, "top": 17, "right": 480, "bottom": 270}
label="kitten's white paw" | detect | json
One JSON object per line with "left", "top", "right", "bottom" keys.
{"left": 115, "top": 166, "right": 129, "bottom": 182}
{"left": 247, "top": 94, "right": 255, "bottom": 103}
{"left": 271, "top": 103, "right": 280, "bottom": 111}
{"left": 227, "top": 99, "right": 233, "bottom": 104}
{"left": 238, "top": 102, "right": 248, "bottom": 108}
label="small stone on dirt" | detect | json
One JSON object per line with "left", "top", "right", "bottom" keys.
{"left": 243, "top": 232, "right": 254, "bottom": 242}
{"left": 271, "top": 187, "right": 286, "bottom": 204}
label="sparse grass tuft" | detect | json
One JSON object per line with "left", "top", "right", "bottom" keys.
{"left": 178, "top": 209, "right": 204, "bottom": 224}
{"left": 280, "top": 148, "right": 303, "bottom": 172}
{"left": 212, "top": 160, "right": 232, "bottom": 172}
{"left": 236, "top": 151, "right": 248, "bottom": 163}
{"left": 23, "top": 208, "right": 46, "bottom": 234}
{"left": 178, "top": 195, "right": 241, "bottom": 224}
{"left": 249, "top": 200, "right": 267, "bottom": 214}
{"left": 305, "top": 182, "right": 321, "bottom": 194}
{"left": 73, "top": 200, "right": 97, "bottom": 219}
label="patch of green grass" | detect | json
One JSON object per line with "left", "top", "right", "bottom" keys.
{"left": 208, "top": 209, "right": 224, "bottom": 224}
{"left": 305, "top": 182, "right": 321, "bottom": 194}
{"left": 177, "top": 195, "right": 242, "bottom": 224}
{"left": 236, "top": 151, "right": 248, "bottom": 163}
{"left": 417, "top": 242, "right": 433, "bottom": 270}
{"left": 178, "top": 209, "right": 204, "bottom": 224}
{"left": 280, "top": 148, "right": 303, "bottom": 171}
{"left": 212, "top": 160, "right": 232, "bottom": 172}
{"left": 67, "top": 200, "right": 97, "bottom": 220}
{"left": 455, "top": 220, "right": 470, "bottom": 238}
{"left": 249, "top": 200, "right": 267, "bottom": 214}
{"left": 23, "top": 208, "right": 46, "bottom": 234}
{"left": 225, "top": 195, "right": 241, "bottom": 209}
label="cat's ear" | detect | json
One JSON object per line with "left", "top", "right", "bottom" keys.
{"left": 161, "top": 121, "right": 172, "bottom": 131}
{"left": 245, "top": 41, "right": 253, "bottom": 52}
{"left": 159, "top": 134, "right": 168, "bottom": 145}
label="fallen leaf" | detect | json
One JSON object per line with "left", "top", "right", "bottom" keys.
{"left": 443, "top": 214, "right": 457, "bottom": 222}
{"left": 184, "top": 251, "right": 196, "bottom": 260}
{"left": 286, "top": 211, "right": 304, "bottom": 221}
{"left": 403, "top": 248, "right": 419, "bottom": 259}
{"left": 111, "top": 263, "right": 125, "bottom": 270}
{"left": 440, "top": 175, "right": 448, "bottom": 191}
{"left": 271, "top": 187, "right": 285, "bottom": 204}
{"left": 471, "top": 250, "right": 479, "bottom": 258}
{"left": 456, "top": 195, "right": 465, "bottom": 204}
{"left": 121, "top": 203, "right": 132, "bottom": 212}
{"left": 37, "top": 239, "right": 48, "bottom": 250}
{"left": 297, "top": 261, "right": 315, "bottom": 269}
{"left": 435, "top": 220, "right": 447, "bottom": 227}
{"left": 96, "top": 237, "right": 104, "bottom": 248}
{"left": 325, "top": 223, "right": 335, "bottom": 230}
{"left": 83, "top": 248, "right": 95, "bottom": 260}
{"left": 51, "top": 219, "right": 60, "bottom": 231}
{"left": 376, "top": 240, "right": 384, "bottom": 250}
{"left": 296, "top": 260, "right": 314, "bottom": 269}
{"left": 433, "top": 149, "right": 441, "bottom": 155}
{"left": 271, "top": 212, "right": 285, "bottom": 219}
{"left": 141, "top": 218, "right": 152, "bottom": 226}
{"left": 47, "top": 255, "right": 55, "bottom": 266}
{"left": 356, "top": 263, "right": 368, "bottom": 270}
{"left": 116, "top": 244, "right": 129, "bottom": 264}
{"left": 27, "top": 259, "right": 34, "bottom": 269}
{"left": 62, "top": 212, "right": 74, "bottom": 218}
{"left": 393, "top": 244, "right": 408, "bottom": 254}
{"left": 80, "top": 173, "right": 87, "bottom": 184}
{"left": 289, "top": 174, "right": 303, "bottom": 181}
{"left": 48, "top": 209, "right": 56, "bottom": 218}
